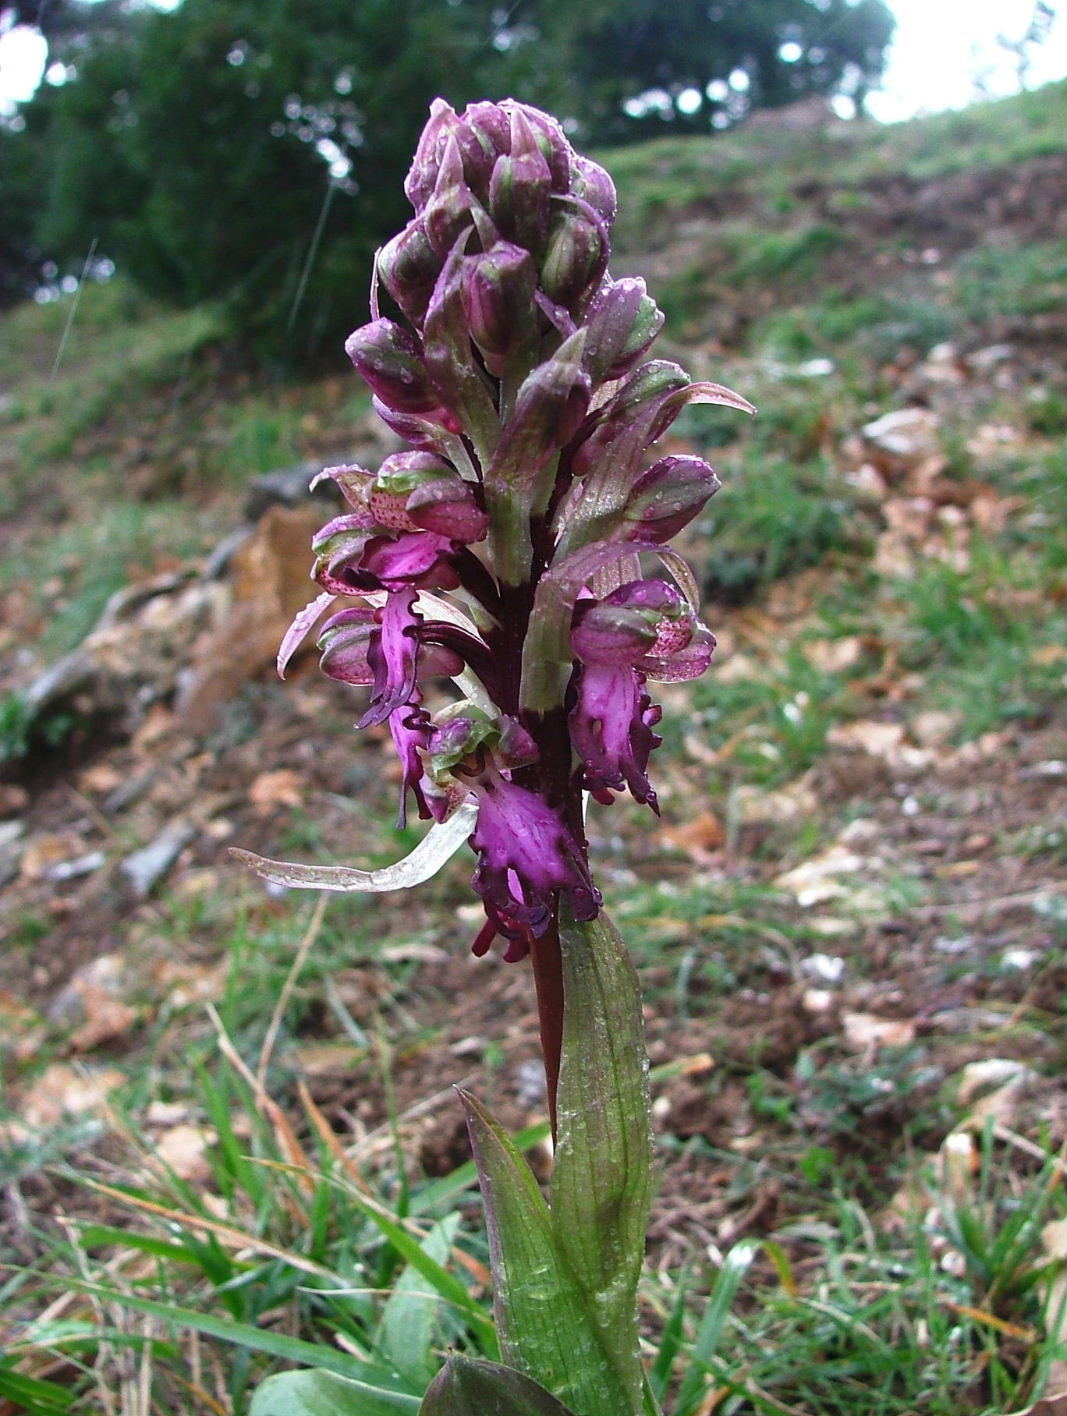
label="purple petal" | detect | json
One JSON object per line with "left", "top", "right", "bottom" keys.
{"left": 569, "top": 663, "right": 661, "bottom": 809}
{"left": 359, "top": 587, "right": 421, "bottom": 727}
{"left": 467, "top": 765, "right": 600, "bottom": 942}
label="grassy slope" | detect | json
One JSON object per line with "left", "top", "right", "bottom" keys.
{"left": 0, "top": 82, "right": 1065, "bottom": 1415}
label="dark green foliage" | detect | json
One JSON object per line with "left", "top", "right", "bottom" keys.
{"left": 7, "top": 0, "right": 896, "bottom": 365}
{"left": 558, "top": 0, "right": 895, "bottom": 143}
{"left": 28, "top": 0, "right": 542, "bottom": 365}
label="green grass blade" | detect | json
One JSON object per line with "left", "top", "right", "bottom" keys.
{"left": 673, "top": 1240, "right": 760, "bottom": 1416}
{"left": 0, "top": 1366, "right": 76, "bottom": 1413}
{"left": 324, "top": 1182, "right": 498, "bottom": 1358}
{"left": 378, "top": 1214, "right": 459, "bottom": 1386}
{"left": 46, "top": 1277, "right": 423, "bottom": 1405}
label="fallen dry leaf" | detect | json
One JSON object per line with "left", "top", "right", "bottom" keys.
{"left": 955, "top": 1059, "right": 1040, "bottom": 1131}
{"left": 66, "top": 983, "right": 140, "bottom": 1053}
{"left": 18, "top": 833, "right": 85, "bottom": 882}
{"left": 842, "top": 1011, "right": 916, "bottom": 1052}
{"left": 249, "top": 768, "right": 306, "bottom": 814}
{"left": 20, "top": 1062, "right": 126, "bottom": 1128}
{"left": 662, "top": 810, "right": 726, "bottom": 857}
{"left": 78, "top": 761, "right": 125, "bottom": 795}
{"left": 733, "top": 779, "right": 818, "bottom": 825}
{"left": 153, "top": 1123, "right": 218, "bottom": 1184}
{"left": 803, "top": 635, "right": 865, "bottom": 673}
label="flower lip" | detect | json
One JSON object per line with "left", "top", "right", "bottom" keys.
{"left": 464, "top": 761, "right": 601, "bottom": 947}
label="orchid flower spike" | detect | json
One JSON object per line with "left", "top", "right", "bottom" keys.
{"left": 238, "top": 97, "right": 754, "bottom": 961}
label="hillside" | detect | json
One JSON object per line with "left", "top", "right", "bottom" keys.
{"left": 1, "top": 84, "right": 1065, "bottom": 1415}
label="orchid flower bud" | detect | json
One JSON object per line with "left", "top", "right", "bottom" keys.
{"left": 376, "top": 220, "right": 441, "bottom": 324}
{"left": 541, "top": 202, "right": 607, "bottom": 311}
{"left": 453, "top": 101, "right": 511, "bottom": 199}
{"left": 488, "top": 107, "right": 552, "bottom": 252}
{"left": 571, "top": 153, "right": 618, "bottom": 226}
{"left": 372, "top": 451, "right": 488, "bottom": 541}
{"left": 515, "top": 103, "right": 573, "bottom": 193}
{"left": 345, "top": 319, "right": 442, "bottom": 415}
{"left": 423, "top": 134, "right": 484, "bottom": 258}
{"left": 403, "top": 97, "right": 460, "bottom": 212}
{"left": 570, "top": 601, "right": 659, "bottom": 667}
{"left": 583, "top": 278, "right": 664, "bottom": 383}
{"left": 622, "top": 455, "right": 721, "bottom": 542}
{"left": 570, "top": 359, "right": 691, "bottom": 476}
{"left": 462, "top": 241, "right": 539, "bottom": 369}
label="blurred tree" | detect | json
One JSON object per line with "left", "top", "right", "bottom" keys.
{"left": 0, "top": 113, "right": 46, "bottom": 304}
{"left": 28, "top": 0, "right": 541, "bottom": 364}
{"left": 9, "top": 0, "right": 894, "bottom": 361}
{"left": 541, "top": 0, "right": 896, "bottom": 142}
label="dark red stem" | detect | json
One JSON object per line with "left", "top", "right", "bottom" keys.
{"left": 528, "top": 910, "right": 564, "bottom": 1141}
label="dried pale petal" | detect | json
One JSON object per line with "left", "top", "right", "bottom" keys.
{"left": 638, "top": 624, "right": 716, "bottom": 682}
{"left": 278, "top": 591, "right": 337, "bottom": 678}
{"left": 232, "top": 799, "right": 479, "bottom": 893}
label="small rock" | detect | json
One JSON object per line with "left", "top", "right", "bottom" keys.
{"left": 860, "top": 407, "right": 941, "bottom": 471}
{"left": 43, "top": 850, "right": 107, "bottom": 882}
{"left": 121, "top": 818, "right": 198, "bottom": 896}
{"left": 243, "top": 460, "right": 336, "bottom": 520}
{"left": 0, "top": 818, "right": 25, "bottom": 887}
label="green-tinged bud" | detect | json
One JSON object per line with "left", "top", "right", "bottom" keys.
{"left": 571, "top": 359, "right": 691, "bottom": 475}
{"left": 490, "top": 329, "right": 591, "bottom": 483}
{"left": 428, "top": 706, "right": 498, "bottom": 777}
{"left": 583, "top": 278, "right": 664, "bottom": 383}
{"left": 376, "top": 220, "right": 441, "bottom": 325}
{"left": 367, "top": 452, "right": 488, "bottom": 542}
{"left": 571, "top": 602, "right": 659, "bottom": 666}
{"left": 404, "top": 97, "right": 460, "bottom": 212}
{"left": 519, "top": 104, "right": 573, "bottom": 193}
{"left": 406, "top": 473, "right": 489, "bottom": 542}
{"left": 345, "top": 319, "right": 441, "bottom": 414}
{"left": 540, "top": 203, "right": 606, "bottom": 311}
{"left": 462, "top": 241, "right": 539, "bottom": 368}
{"left": 622, "top": 454, "right": 721, "bottom": 542}
{"left": 489, "top": 108, "right": 552, "bottom": 253}
{"left": 571, "top": 153, "right": 617, "bottom": 227}
{"left": 422, "top": 239, "right": 499, "bottom": 453}
{"left": 424, "top": 134, "right": 482, "bottom": 258}
{"left": 310, "top": 515, "right": 374, "bottom": 592}
{"left": 453, "top": 101, "right": 511, "bottom": 201}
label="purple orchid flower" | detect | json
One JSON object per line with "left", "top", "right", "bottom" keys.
{"left": 242, "top": 98, "right": 753, "bottom": 976}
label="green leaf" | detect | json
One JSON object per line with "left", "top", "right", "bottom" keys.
{"left": 420, "top": 1355, "right": 579, "bottom": 1416}
{"left": 379, "top": 1214, "right": 460, "bottom": 1387}
{"left": 673, "top": 1240, "right": 760, "bottom": 1416}
{"left": 250, "top": 1368, "right": 417, "bottom": 1416}
{"left": 329, "top": 1182, "right": 497, "bottom": 1359}
{"left": 0, "top": 1365, "right": 76, "bottom": 1413}
{"left": 42, "top": 1277, "right": 421, "bottom": 1404}
{"left": 460, "top": 1090, "right": 635, "bottom": 1416}
{"left": 551, "top": 906, "right": 653, "bottom": 1414}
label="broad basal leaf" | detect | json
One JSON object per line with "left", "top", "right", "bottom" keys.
{"left": 551, "top": 905, "right": 654, "bottom": 1415}
{"left": 460, "top": 1090, "right": 636, "bottom": 1416}
{"left": 420, "top": 1355, "right": 579, "bottom": 1416}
